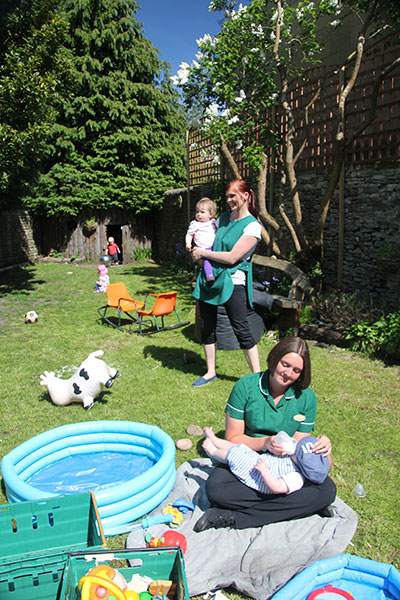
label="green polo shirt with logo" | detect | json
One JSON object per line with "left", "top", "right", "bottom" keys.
{"left": 225, "top": 371, "right": 317, "bottom": 438}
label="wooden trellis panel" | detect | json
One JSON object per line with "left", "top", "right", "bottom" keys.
{"left": 188, "top": 30, "right": 399, "bottom": 183}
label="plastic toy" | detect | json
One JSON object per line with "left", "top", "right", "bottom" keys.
{"left": 145, "top": 530, "right": 187, "bottom": 554}
{"left": 162, "top": 504, "right": 184, "bottom": 527}
{"left": 307, "top": 586, "right": 353, "bottom": 599}
{"left": 40, "top": 349, "right": 119, "bottom": 409}
{"left": 172, "top": 498, "right": 195, "bottom": 514}
{"left": 271, "top": 553, "right": 400, "bottom": 599}
{"left": 79, "top": 564, "right": 128, "bottom": 600}
{"left": 148, "top": 580, "right": 176, "bottom": 597}
{"left": 161, "top": 530, "right": 187, "bottom": 554}
{"left": 25, "top": 310, "right": 38, "bottom": 323}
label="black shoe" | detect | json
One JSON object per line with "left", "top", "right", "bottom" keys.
{"left": 194, "top": 508, "right": 236, "bottom": 532}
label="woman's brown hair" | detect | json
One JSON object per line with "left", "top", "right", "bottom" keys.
{"left": 226, "top": 179, "right": 258, "bottom": 216}
{"left": 267, "top": 336, "right": 311, "bottom": 390}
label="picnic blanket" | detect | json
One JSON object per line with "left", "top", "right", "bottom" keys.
{"left": 126, "top": 458, "right": 358, "bottom": 600}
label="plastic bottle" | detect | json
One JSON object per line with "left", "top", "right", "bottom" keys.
{"left": 352, "top": 483, "right": 367, "bottom": 498}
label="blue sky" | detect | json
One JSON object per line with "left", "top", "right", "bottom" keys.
{"left": 135, "top": 0, "right": 224, "bottom": 77}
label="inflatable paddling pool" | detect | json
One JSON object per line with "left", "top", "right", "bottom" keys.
{"left": 0, "top": 421, "right": 176, "bottom": 536}
{"left": 272, "top": 553, "right": 400, "bottom": 599}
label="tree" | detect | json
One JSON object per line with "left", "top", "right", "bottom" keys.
{"left": 24, "top": 0, "right": 186, "bottom": 216}
{"left": 174, "top": 0, "right": 400, "bottom": 280}
{"left": 0, "top": 0, "right": 68, "bottom": 205}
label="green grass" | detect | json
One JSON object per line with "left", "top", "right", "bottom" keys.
{"left": 0, "top": 261, "right": 399, "bottom": 575}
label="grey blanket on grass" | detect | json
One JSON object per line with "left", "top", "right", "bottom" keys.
{"left": 126, "top": 459, "right": 357, "bottom": 600}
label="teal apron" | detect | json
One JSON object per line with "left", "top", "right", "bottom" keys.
{"left": 193, "top": 212, "right": 257, "bottom": 307}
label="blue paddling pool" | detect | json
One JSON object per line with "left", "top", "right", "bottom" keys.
{"left": 272, "top": 554, "right": 400, "bottom": 600}
{"left": 0, "top": 421, "right": 176, "bottom": 536}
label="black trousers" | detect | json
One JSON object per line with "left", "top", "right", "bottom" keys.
{"left": 205, "top": 464, "right": 337, "bottom": 529}
{"left": 199, "top": 285, "right": 256, "bottom": 349}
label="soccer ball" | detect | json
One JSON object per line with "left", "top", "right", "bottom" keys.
{"left": 25, "top": 311, "right": 38, "bottom": 324}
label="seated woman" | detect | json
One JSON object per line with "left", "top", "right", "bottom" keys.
{"left": 194, "top": 336, "right": 336, "bottom": 532}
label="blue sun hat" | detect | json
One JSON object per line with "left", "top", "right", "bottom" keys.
{"left": 295, "top": 436, "right": 330, "bottom": 484}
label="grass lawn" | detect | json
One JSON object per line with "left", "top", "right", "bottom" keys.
{"left": 0, "top": 261, "right": 399, "bottom": 577}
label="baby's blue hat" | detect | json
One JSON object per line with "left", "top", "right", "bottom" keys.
{"left": 295, "top": 436, "right": 330, "bottom": 484}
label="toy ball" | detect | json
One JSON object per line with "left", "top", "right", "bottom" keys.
{"left": 161, "top": 530, "right": 187, "bottom": 554}
{"left": 100, "top": 254, "right": 112, "bottom": 265}
{"left": 25, "top": 310, "right": 38, "bottom": 324}
{"left": 125, "top": 592, "right": 140, "bottom": 600}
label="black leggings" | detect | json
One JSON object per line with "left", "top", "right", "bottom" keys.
{"left": 205, "top": 464, "right": 337, "bottom": 529}
{"left": 199, "top": 285, "right": 256, "bottom": 349}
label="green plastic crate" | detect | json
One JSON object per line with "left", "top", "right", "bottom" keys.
{"left": 0, "top": 493, "right": 106, "bottom": 600}
{"left": 60, "top": 547, "right": 189, "bottom": 600}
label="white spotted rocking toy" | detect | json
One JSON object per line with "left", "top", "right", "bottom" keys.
{"left": 40, "top": 350, "right": 119, "bottom": 410}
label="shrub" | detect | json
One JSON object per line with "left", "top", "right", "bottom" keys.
{"left": 307, "top": 290, "right": 382, "bottom": 330}
{"left": 346, "top": 310, "right": 400, "bottom": 359}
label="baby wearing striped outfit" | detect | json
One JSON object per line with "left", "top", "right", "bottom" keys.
{"left": 202, "top": 427, "right": 330, "bottom": 495}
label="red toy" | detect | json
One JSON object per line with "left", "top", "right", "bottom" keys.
{"left": 307, "top": 585, "right": 353, "bottom": 599}
{"left": 145, "top": 530, "right": 187, "bottom": 554}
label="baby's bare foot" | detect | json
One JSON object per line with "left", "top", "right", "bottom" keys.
{"left": 202, "top": 438, "right": 216, "bottom": 458}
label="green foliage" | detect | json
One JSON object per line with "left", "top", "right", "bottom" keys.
{"left": 0, "top": 0, "right": 69, "bottom": 205}
{"left": 346, "top": 310, "right": 400, "bottom": 358}
{"left": 309, "top": 289, "right": 383, "bottom": 330}
{"left": 132, "top": 246, "right": 153, "bottom": 261}
{"left": 175, "top": 0, "right": 344, "bottom": 172}
{"left": 21, "top": 0, "right": 187, "bottom": 216}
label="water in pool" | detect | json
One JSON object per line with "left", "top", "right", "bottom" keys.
{"left": 27, "top": 452, "right": 154, "bottom": 493}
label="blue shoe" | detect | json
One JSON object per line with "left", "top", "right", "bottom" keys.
{"left": 192, "top": 375, "right": 218, "bottom": 387}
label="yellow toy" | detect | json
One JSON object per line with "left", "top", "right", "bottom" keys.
{"left": 162, "top": 504, "right": 183, "bottom": 527}
{"left": 79, "top": 565, "right": 128, "bottom": 600}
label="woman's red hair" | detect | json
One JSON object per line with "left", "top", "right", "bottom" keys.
{"left": 226, "top": 179, "right": 258, "bottom": 216}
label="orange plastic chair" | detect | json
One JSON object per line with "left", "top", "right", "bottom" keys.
{"left": 136, "top": 291, "right": 189, "bottom": 335}
{"left": 97, "top": 282, "right": 144, "bottom": 333}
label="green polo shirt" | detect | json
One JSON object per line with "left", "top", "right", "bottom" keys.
{"left": 225, "top": 371, "right": 317, "bottom": 438}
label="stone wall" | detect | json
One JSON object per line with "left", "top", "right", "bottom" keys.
{"left": 157, "top": 165, "right": 400, "bottom": 310}
{"left": 153, "top": 183, "right": 218, "bottom": 262}
{"left": 0, "top": 210, "right": 38, "bottom": 268}
{"left": 291, "top": 165, "right": 400, "bottom": 310}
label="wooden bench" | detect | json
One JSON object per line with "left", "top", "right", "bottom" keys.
{"left": 252, "top": 255, "right": 312, "bottom": 335}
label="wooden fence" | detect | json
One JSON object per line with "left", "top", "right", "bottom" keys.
{"left": 187, "top": 30, "right": 400, "bottom": 185}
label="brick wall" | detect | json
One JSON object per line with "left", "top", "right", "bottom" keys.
{"left": 0, "top": 210, "right": 38, "bottom": 268}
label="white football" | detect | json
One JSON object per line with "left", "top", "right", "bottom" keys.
{"left": 25, "top": 310, "right": 38, "bottom": 323}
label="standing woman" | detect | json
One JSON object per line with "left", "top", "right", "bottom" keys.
{"left": 191, "top": 179, "right": 262, "bottom": 387}
{"left": 194, "top": 336, "right": 336, "bottom": 531}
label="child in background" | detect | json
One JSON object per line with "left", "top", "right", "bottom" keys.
{"left": 94, "top": 264, "right": 109, "bottom": 293}
{"left": 106, "top": 237, "right": 120, "bottom": 264}
{"left": 185, "top": 198, "right": 217, "bottom": 284}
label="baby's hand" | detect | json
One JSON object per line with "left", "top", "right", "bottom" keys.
{"left": 254, "top": 458, "right": 269, "bottom": 475}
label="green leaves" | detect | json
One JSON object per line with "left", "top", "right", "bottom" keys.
{"left": 1, "top": 0, "right": 186, "bottom": 214}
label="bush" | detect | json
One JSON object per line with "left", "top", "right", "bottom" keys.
{"left": 346, "top": 310, "right": 400, "bottom": 359}
{"left": 305, "top": 290, "right": 382, "bottom": 330}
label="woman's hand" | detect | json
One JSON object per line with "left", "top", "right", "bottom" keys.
{"left": 191, "top": 246, "right": 205, "bottom": 261}
{"left": 312, "top": 434, "right": 332, "bottom": 457}
{"left": 264, "top": 436, "right": 288, "bottom": 456}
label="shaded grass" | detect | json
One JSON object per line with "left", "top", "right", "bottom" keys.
{"left": 0, "top": 261, "right": 399, "bottom": 577}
